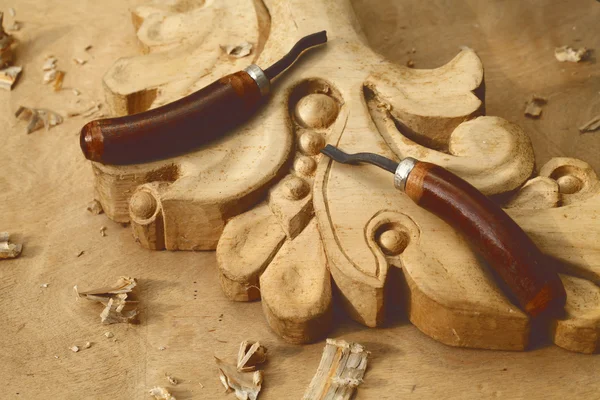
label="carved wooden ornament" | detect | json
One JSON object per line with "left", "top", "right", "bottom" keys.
{"left": 92, "top": 0, "right": 600, "bottom": 353}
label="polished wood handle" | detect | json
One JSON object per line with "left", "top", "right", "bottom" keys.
{"left": 80, "top": 71, "right": 262, "bottom": 165}
{"left": 405, "top": 161, "right": 566, "bottom": 317}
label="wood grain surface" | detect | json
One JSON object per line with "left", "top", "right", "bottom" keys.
{"left": 0, "top": 1, "right": 599, "bottom": 399}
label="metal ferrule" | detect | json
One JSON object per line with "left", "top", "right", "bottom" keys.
{"left": 394, "top": 158, "right": 418, "bottom": 191}
{"left": 244, "top": 64, "right": 270, "bottom": 97}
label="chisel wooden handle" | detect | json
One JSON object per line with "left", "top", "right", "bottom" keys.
{"left": 399, "top": 160, "right": 566, "bottom": 317}
{"left": 80, "top": 70, "right": 262, "bottom": 165}
{"left": 80, "top": 31, "right": 328, "bottom": 165}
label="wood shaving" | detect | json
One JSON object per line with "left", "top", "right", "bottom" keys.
{"left": 158, "top": 346, "right": 166, "bottom": 351}
{"left": 236, "top": 341, "right": 267, "bottom": 372}
{"left": 53, "top": 70, "right": 64, "bottom": 91}
{"left": 76, "top": 277, "right": 139, "bottom": 325}
{"left": 84, "top": 45, "right": 92, "bottom": 51}
{"left": 40, "top": 283, "right": 49, "bottom": 288}
{"left": 149, "top": 387, "right": 176, "bottom": 400}
{"left": 15, "top": 106, "right": 63, "bottom": 134}
{"left": 70, "top": 346, "right": 80, "bottom": 353}
{"left": 0, "top": 65, "right": 21, "bottom": 90}
{"left": 73, "top": 58, "right": 87, "bottom": 65}
{"left": 76, "top": 250, "right": 84, "bottom": 257}
{"left": 104, "top": 331, "right": 114, "bottom": 338}
{"left": 166, "top": 374, "right": 178, "bottom": 385}
{"left": 303, "top": 339, "right": 369, "bottom": 400}
{"left": 100, "top": 226, "right": 107, "bottom": 237}
{"left": 0, "top": 232, "right": 22, "bottom": 259}
{"left": 216, "top": 357, "right": 263, "bottom": 400}
{"left": 42, "top": 56, "right": 57, "bottom": 71}
{"left": 221, "top": 42, "right": 253, "bottom": 58}
{"left": 8, "top": 21, "right": 21, "bottom": 32}
{"left": 84, "top": 342, "right": 91, "bottom": 349}
{"left": 72, "top": 88, "right": 80, "bottom": 96}
{"left": 579, "top": 115, "right": 600, "bottom": 133}
{"left": 0, "top": 12, "right": 16, "bottom": 68}
{"left": 8, "top": 8, "right": 16, "bottom": 17}
{"left": 43, "top": 69, "right": 57, "bottom": 84}
{"left": 524, "top": 95, "right": 547, "bottom": 118}
{"left": 86, "top": 200, "right": 104, "bottom": 215}
{"left": 554, "top": 46, "right": 590, "bottom": 62}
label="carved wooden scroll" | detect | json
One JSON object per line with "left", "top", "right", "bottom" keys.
{"left": 91, "top": 0, "right": 600, "bottom": 353}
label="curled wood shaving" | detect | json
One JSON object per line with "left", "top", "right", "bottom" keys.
{"left": 524, "top": 95, "right": 547, "bottom": 118}
{"left": 0, "top": 65, "right": 21, "bottom": 90}
{"left": 15, "top": 106, "right": 63, "bottom": 134}
{"left": 579, "top": 115, "right": 600, "bottom": 133}
{"left": 236, "top": 341, "right": 267, "bottom": 372}
{"left": 216, "top": 357, "right": 263, "bottom": 400}
{"left": 303, "top": 339, "right": 369, "bottom": 400}
{"left": 554, "top": 46, "right": 590, "bottom": 62}
{"left": 149, "top": 387, "right": 176, "bottom": 400}
{"left": 86, "top": 200, "right": 104, "bottom": 215}
{"left": 76, "top": 277, "right": 139, "bottom": 324}
{"left": 0, "top": 232, "right": 22, "bottom": 259}
{"left": 221, "top": 42, "right": 253, "bottom": 58}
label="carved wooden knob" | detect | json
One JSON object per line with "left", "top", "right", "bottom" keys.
{"left": 294, "top": 93, "right": 339, "bottom": 129}
{"left": 556, "top": 175, "right": 582, "bottom": 194}
{"left": 377, "top": 229, "right": 408, "bottom": 255}
{"left": 130, "top": 191, "right": 157, "bottom": 219}
{"left": 294, "top": 156, "right": 317, "bottom": 176}
{"left": 281, "top": 176, "right": 310, "bottom": 200}
{"left": 299, "top": 131, "right": 326, "bottom": 156}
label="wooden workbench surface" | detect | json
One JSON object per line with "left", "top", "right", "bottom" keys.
{"left": 0, "top": 1, "right": 598, "bottom": 399}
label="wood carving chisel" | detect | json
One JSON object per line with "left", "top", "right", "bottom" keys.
{"left": 80, "top": 31, "right": 328, "bottom": 165}
{"left": 320, "top": 144, "right": 567, "bottom": 318}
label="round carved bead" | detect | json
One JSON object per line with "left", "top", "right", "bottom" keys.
{"left": 294, "top": 156, "right": 317, "bottom": 176}
{"left": 130, "top": 191, "right": 157, "bottom": 220}
{"left": 294, "top": 93, "right": 339, "bottom": 129}
{"left": 377, "top": 229, "right": 408, "bottom": 255}
{"left": 281, "top": 176, "right": 310, "bottom": 200}
{"left": 298, "top": 131, "right": 326, "bottom": 156}
{"left": 556, "top": 175, "right": 582, "bottom": 194}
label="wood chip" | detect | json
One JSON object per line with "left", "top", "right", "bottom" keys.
{"left": 84, "top": 342, "right": 92, "bottom": 349}
{"left": 7, "top": 21, "right": 21, "bottom": 32}
{"left": 73, "top": 57, "right": 87, "bottom": 65}
{"left": 43, "top": 69, "right": 56, "bottom": 84}
{"left": 0, "top": 12, "right": 16, "bottom": 68}
{"left": 303, "top": 339, "right": 369, "bottom": 400}
{"left": 84, "top": 45, "right": 92, "bottom": 51}
{"left": 42, "top": 56, "right": 57, "bottom": 71}
{"left": 0, "top": 232, "right": 22, "bottom": 259}
{"left": 104, "top": 331, "right": 114, "bottom": 338}
{"left": 166, "top": 374, "right": 178, "bottom": 385}
{"left": 221, "top": 42, "right": 253, "bottom": 58}
{"left": 236, "top": 341, "right": 267, "bottom": 372}
{"left": 216, "top": 357, "right": 263, "bottom": 400}
{"left": 40, "top": 283, "right": 49, "bottom": 288}
{"left": 76, "top": 250, "right": 85, "bottom": 257}
{"left": 579, "top": 115, "right": 600, "bottom": 133}
{"left": 15, "top": 106, "right": 63, "bottom": 134}
{"left": 100, "top": 226, "right": 107, "bottom": 237}
{"left": 8, "top": 8, "right": 16, "bottom": 17}
{"left": 149, "top": 387, "right": 176, "bottom": 400}
{"left": 0, "top": 65, "right": 21, "bottom": 90}
{"left": 76, "top": 277, "right": 139, "bottom": 325}
{"left": 53, "top": 70, "right": 64, "bottom": 91}
{"left": 72, "top": 88, "right": 80, "bottom": 96}
{"left": 524, "top": 95, "right": 547, "bottom": 118}
{"left": 86, "top": 200, "right": 104, "bottom": 215}
{"left": 554, "top": 46, "right": 590, "bottom": 62}
{"left": 70, "top": 346, "right": 80, "bottom": 353}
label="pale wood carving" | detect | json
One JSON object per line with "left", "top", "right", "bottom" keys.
{"left": 90, "top": 0, "right": 600, "bottom": 353}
